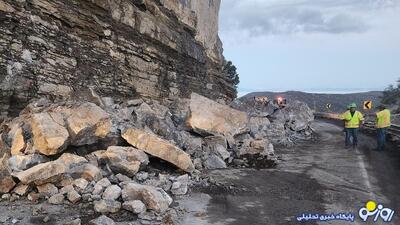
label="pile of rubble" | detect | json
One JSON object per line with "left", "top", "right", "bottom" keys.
{"left": 0, "top": 92, "right": 280, "bottom": 224}
{"left": 231, "top": 98, "right": 314, "bottom": 146}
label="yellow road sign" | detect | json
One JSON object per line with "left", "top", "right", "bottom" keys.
{"left": 363, "top": 101, "right": 372, "bottom": 110}
{"left": 326, "top": 103, "right": 332, "bottom": 109}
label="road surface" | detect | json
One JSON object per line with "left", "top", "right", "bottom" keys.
{"left": 178, "top": 120, "right": 400, "bottom": 225}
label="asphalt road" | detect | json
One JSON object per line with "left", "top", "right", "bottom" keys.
{"left": 178, "top": 120, "right": 400, "bottom": 225}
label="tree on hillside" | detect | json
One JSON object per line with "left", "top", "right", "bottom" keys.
{"left": 223, "top": 61, "right": 240, "bottom": 87}
{"left": 381, "top": 78, "right": 400, "bottom": 104}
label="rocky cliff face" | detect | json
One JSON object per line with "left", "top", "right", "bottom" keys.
{"left": 0, "top": 0, "right": 235, "bottom": 118}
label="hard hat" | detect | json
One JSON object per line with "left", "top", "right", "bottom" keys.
{"left": 349, "top": 103, "right": 357, "bottom": 108}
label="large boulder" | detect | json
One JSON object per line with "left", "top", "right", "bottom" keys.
{"left": 13, "top": 153, "right": 89, "bottom": 185}
{"left": 121, "top": 183, "right": 172, "bottom": 213}
{"left": 98, "top": 146, "right": 149, "bottom": 176}
{"left": 66, "top": 103, "right": 112, "bottom": 146}
{"left": 186, "top": 93, "right": 248, "bottom": 137}
{"left": 122, "top": 128, "right": 194, "bottom": 173}
{"left": 8, "top": 154, "right": 49, "bottom": 172}
{"left": 10, "top": 127, "right": 25, "bottom": 155}
{"left": 0, "top": 154, "right": 15, "bottom": 194}
{"left": 31, "top": 112, "right": 70, "bottom": 156}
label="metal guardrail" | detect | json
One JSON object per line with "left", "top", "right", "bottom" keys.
{"left": 314, "top": 112, "right": 400, "bottom": 139}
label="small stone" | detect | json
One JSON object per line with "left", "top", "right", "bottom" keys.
{"left": 67, "top": 190, "right": 81, "bottom": 203}
{"left": 59, "top": 185, "right": 75, "bottom": 194}
{"left": 64, "top": 218, "right": 81, "bottom": 225}
{"left": 2, "top": 193, "right": 11, "bottom": 200}
{"left": 135, "top": 172, "right": 148, "bottom": 182}
{"left": 73, "top": 178, "right": 88, "bottom": 192}
{"left": 13, "top": 184, "right": 29, "bottom": 196}
{"left": 115, "top": 174, "right": 131, "bottom": 182}
{"left": 89, "top": 215, "right": 115, "bottom": 225}
{"left": 27, "top": 192, "right": 40, "bottom": 202}
{"left": 102, "top": 185, "right": 121, "bottom": 201}
{"left": 171, "top": 174, "right": 189, "bottom": 195}
{"left": 11, "top": 218, "right": 19, "bottom": 224}
{"left": 93, "top": 200, "right": 121, "bottom": 213}
{"left": 48, "top": 193, "right": 64, "bottom": 205}
{"left": 37, "top": 183, "right": 58, "bottom": 197}
{"left": 92, "top": 178, "right": 111, "bottom": 195}
{"left": 43, "top": 216, "right": 50, "bottom": 223}
{"left": 122, "top": 200, "right": 146, "bottom": 214}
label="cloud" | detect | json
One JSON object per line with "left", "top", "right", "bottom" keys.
{"left": 220, "top": 0, "right": 397, "bottom": 36}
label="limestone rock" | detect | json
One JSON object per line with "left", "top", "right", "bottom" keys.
{"left": 37, "top": 183, "right": 58, "bottom": 197}
{"left": 10, "top": 127, "right": 25, "bottom": 155}
{"left": 102, "top": 185, "right": 121, "bottom": 201}
{"left": 48, "top": 193, "right": 65, "bottom": 204}
{"left": 67, "top": 190, "right": 81, "bottom": 203}
{"left": 94, "top": 199, "right": 121, "bottom": 213}
{"left": 13, "top": 153, "right": 87, "bottom": 185}
{"left": 122, "top": 200, "right": 146, "bottom": 214}
{"left": 187, "top": 93, "right": 248, "bottom": 137}
{"left": 8, "top": 154, "right": 49, "bottom": 172}
{"left": 122, "top": 128, "right": 194, "bottom": 173}
{"left": 13, "top": 184, "right": 29, "bottom": 196}
{"left": 30, "top": 112, "right": 69, "bottom": 156}
{"left": 99, "top": 146, "right": 148, "bottom": 176}
{"left": 66, "top": 103, "right": 111, "bottom": 146}
{"left": 203, "top": 154, "right": 227, "bottom": 170}
{"left": 171, "top": 174, "right": 189, "bottom": 195}
{"left": 73, "top": 178, "right": 89, "bottom": 192}
{"left": 92, "top": 178, "right": 111, "bottom": 195}
{"left": 89, "top": 215, "right": 115, "bottom": 225}
{"left": 0, "top": 155, "right": 15, "bottom": 194}
{"left": 121, "top": 183, "right": 172, "bottom": 213}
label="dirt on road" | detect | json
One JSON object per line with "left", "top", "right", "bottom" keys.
{"left": 178, "top": 121, "right": 400, "bottom": 225}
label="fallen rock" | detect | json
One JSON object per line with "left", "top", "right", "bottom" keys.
{"left": 48, "top": 193, "right": 64, "bottom": 204}
{"left": 67, "top": 190, "right": 81, "bottom": 203}
{"left": 171, "top": 174, "right": 189, "bottom": 195}
{"left": 30, "top": 112, "right": 70, "bottom": 156}
{"left": 203, "top": 154, "right": 227, "bottom": 170}
{"left": 186, "top": 93, "right": 248, "bottom": 137}
{"left": 121, "top": 183, "right": 172, "bottom": 213}
{"left": 64, "top": 218, "right": 81, "bottom": 225}
{"left": 13, "top": 184, "right": 29, "bottom": 196}
{"left": 8, "top": 154, "right": 49, "bottom": 172}
{"left": 102, "top": 185, "right": 121, "bottom": 201}
{"left": 37, "top": 183, "right": 58, "bottom": 197}
{"left": 94, "top": 199, "right": 121, "bottom": 213}
{"left": 122, "top": 128, "right": 194, "bottom": 173}
{"left": 73, "top": 178, "right": 89, "bottom": 192}
{"left": 69, "top": 163, "right": 102, "bottom": 182}
{"left": 92, "top": 178, "right": 112, "bottom": 195}
{"left": 122, "top": 200, "right": 146, "bottom": 214}
{"left": 89, "top": 215, "right": 115, "bottom": 225}
{"left": 204, "top": 136, "right": 230, "bottom": 160}
{"left": 0, "top": 155, "right": 16, "bottom": 194}
{"left": 99, "top": 146, "right": 147, "bottom": 176}
{"left": 66, "top": 103, "right": 111, "bottom": 146}
{"left": 10, "top": 127, "right": 25, "bottom": 155}
{"left": 13, "top": 153, "right": 87, "bottom": 185}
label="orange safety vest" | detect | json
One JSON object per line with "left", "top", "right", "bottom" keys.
{"left": 340, "top": 110, "right": 364, "bottom": 128}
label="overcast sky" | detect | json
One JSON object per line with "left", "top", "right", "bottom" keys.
{"left": 219, "top": 0, "right": 400, "bottom": 95}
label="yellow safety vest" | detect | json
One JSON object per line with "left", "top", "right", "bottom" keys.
{"left": 376, "top": 109, "right": 391, "bottom": 128}
{"left": 340, "top": 110, "right": 364, "bottom": 128}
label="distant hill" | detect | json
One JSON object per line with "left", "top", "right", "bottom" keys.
{"left": 241, "top": 91, "right": 383, "bottom": 113}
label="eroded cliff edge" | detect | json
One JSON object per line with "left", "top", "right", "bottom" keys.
{"left": 0, "top": 0, "right": 235, "bottom": 118}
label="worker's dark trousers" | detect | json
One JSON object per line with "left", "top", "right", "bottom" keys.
{"left": 345, "top": 128, "right": 358, "bottom": 147}
{"left": 377, "top": 128, "right": 387, "bottom": 151}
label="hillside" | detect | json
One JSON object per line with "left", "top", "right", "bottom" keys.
{"left": 241, "top": 91, "right": 383, "bottom": 113}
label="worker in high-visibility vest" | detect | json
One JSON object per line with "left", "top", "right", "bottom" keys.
{"left": 340, "top": 103, "right": 365, "bottom": 149}
{"left": 375, "top": 105, "right": 391, "bottom": 151}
